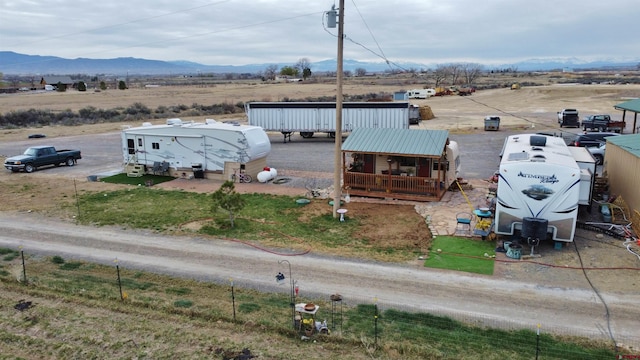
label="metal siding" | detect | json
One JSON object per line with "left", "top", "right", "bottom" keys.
{"left": 606, "top": 143, "right": 640, "bottom": 214}
{"left": 342, "top": 128, "right": 449, "bottom": 156}
{"left": 247, "top": 102, "right": 409, "bottom": 132}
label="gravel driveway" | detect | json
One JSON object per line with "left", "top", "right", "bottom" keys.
{"left": 0, "top": 212, "right": 638, "bottom": 349}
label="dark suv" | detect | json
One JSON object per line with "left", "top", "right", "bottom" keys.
{"left": 569, "top": 132, "right": 619, "bottom": 147}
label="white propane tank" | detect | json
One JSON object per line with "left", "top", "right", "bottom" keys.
{"left": 257, "top": 167, "right": 277, "bottom": 183}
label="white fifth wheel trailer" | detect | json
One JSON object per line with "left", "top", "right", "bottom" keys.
{"left": 245, "top": 101, "right": 410, "bottom": 142}
{"left": 495, "top": 134, "right": 587, "bottom": 243}
{"left": 121, "top": 118, "right": 271, "bottom": 180}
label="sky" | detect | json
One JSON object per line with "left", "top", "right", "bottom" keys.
{"left": 2, "top": 0, "right": 639, "bottom": 69}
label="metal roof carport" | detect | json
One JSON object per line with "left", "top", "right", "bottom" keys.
{"left": 613, "top": 98, "right": 640, "bottom": 134}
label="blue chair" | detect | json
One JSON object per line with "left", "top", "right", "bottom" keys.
{"left": 455, "top": 212, "right": 473, "bottom": 236}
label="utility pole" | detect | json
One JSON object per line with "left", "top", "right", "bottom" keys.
{"left": 332, "top": 0, "right": 345, "bottom": 218}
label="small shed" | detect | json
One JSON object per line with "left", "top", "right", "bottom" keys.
{"left": 341, "top": 128, "right": 459, "bottom": 202}
{"left": 603, "top": 134, "right": 640, "bottom": 222}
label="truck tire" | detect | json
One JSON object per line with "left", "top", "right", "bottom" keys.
{"left": 24, "top": 163, "right": 35, "bottom": 173}
{"left": 300, "top": 132, "right": 314, "bottom": 138}
{"left": 66, "top": 157, "right": 75, "bottom": 167}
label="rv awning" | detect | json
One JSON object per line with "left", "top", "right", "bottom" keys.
{"left": 124, "top": 131, "right": 204, "bottom": 138}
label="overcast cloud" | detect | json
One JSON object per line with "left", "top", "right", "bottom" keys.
{"left": 1, "top": 0, "right": 639, "bottom": 68}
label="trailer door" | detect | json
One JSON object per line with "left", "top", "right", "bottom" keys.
{"left": 135, "top": 136, "right": 147, "bottom": 163}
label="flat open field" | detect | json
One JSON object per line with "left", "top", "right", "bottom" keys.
{"left": 1, "top": 80, "right": 639, "bottom": 140}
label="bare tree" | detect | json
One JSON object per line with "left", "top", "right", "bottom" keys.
{"left": 461, "top": 63, "right": 484, "bottom": 85}
{"left": 295, "top": 58, "right": 311, "bottom": 75}
{"left": 447, "top": 64, "right": 462, "bottom": 85}
{"left": 263, "top": 64, "right": 279, "bottom": 81}
{"left": 355, "top": 67, "right": 367, "bottom": 77}
{"left": 433, "top": 65, "right": 449, "bottom": 87}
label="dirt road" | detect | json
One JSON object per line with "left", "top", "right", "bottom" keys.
{"left": 1, "top": 212, "right": 638, "bottom": 348}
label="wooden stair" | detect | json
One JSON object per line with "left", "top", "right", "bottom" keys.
{"left": 127, "top": 164, "right": 144, "bottom": 177}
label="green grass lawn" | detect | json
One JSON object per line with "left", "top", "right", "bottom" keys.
{"left": 424, "top": 236, "right": 496, "bottom": 275}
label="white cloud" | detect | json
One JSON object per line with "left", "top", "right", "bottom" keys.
{"left": 1, "top": 0, "right": 638, "bottom": 66}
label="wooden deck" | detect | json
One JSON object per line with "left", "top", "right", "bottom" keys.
{"left": 343, "top": 172, "right": 447, "bottom": 202}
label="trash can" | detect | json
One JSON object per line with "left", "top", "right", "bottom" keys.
{"left": 484, "top": 116, "right": 500, "bottom": 131}
{"left": 191, "top": 163, "right": 204, "bottom": 179}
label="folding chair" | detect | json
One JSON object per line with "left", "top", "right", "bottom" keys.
{"left": 455, "top": 212, "right": 474, "bottom": 236}
{"left": 151, "top": 162, "right": 162, "bottom": 175}
{"left": 160, "top": 161, "right": 170, "bottom": 175}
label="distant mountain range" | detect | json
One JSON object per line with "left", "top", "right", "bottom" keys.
{"left": 1, "top": 51, "right": 638, "bottom": 76}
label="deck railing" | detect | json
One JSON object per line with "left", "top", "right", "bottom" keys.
{"left": 343, "top": 172, "right": 446, "bottom": 201}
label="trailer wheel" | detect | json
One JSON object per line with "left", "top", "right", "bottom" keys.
{"left": 329, "top": 132, "right": 336, "bottom": 138}
{"left": 24, "top": 164, "right": 35, "bottom": 173}
{"left": 66, "top": 157, "right": 75, "bottom": 167}
{"left": 300, "top": 132, "right": 314, "bottom": 138}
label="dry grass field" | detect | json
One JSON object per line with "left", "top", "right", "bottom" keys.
{"left": 1, "top": 75, "right": 640, "bottom": 359}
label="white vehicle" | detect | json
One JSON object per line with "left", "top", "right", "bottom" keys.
{"left": 121, "top": 118, "right": 271, "bottom": 179}
{"left": 407, "top": 89, "right": 435, "bottom": 99}
{"left": 587, "top": 143, "right": 605, "bottom": 165}
{"left": 495, "top": 134, "right": 590, "bottom": 243}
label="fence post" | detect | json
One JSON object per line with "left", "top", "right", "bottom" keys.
{"left": 20, "top": 247, "right": 27, "bottom": 285}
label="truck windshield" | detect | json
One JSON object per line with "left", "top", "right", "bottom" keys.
{"left": 23, "top": 148, "right": 38, "bottom": 156}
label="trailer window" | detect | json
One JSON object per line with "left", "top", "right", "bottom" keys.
{"left": 433, "top": 161, "right": 449, "bottom": 171}
{"left": 152, "top": 142, "right": 160, "bottom": 150}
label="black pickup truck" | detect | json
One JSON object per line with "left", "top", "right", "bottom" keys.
{"left": 581, "top": 114, "right": 626, "bottom": 133}
{"left": 4, "top": 146, "right": 82, "bottom": 173}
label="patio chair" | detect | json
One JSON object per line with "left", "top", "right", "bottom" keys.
{"left": 160, "top": 161, "right": 170, "bottom": 175}
{"left": 454, "top": 212, "right": 474, "bottom": 236}
{"left": 151, "top": 162, "right": 162, "bottom": 175}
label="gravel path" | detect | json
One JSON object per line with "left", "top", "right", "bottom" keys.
{"left": 1, "top": 211, "right": 638, "bottom": 349}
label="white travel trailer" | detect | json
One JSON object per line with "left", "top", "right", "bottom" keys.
{"left": 121, "top": 119, "right": 271, "bottom": 180}
{"left": 407, "top": 89, "right": 435, "bottom": 99}
{"left": 495, "top": 134, "right": 585, "bottom": 243}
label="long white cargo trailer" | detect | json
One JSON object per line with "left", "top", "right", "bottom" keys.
{"left": 245, "top": 101, "right": 410, "bottom": 142}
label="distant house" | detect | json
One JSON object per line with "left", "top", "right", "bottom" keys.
{"left": 40, "top": 76, "right": 74, "bottom": 90}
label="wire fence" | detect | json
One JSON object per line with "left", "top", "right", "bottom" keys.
{"left": 6, "top": 249, "right": 639, "bottom": 360}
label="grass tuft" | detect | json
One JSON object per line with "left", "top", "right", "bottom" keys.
{"left": 424, "top": 236, "right": 496, "bottom": 275}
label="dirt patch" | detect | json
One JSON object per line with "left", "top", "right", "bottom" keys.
{"left": 296, "top": 200, "right": 432, "bottom": 252}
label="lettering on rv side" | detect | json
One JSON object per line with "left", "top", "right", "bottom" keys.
{"left": 517, "top": 171, "right": 559, "bottom": 184}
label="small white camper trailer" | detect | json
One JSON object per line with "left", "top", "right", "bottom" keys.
{"left": 407, "top": 89, "right": 435, "bottom": 99}
{"left": 121, "top": 119, "right": 271, "bottom": 180}
{"left": 495, "top": 134, "right": 585, "bottom": 243}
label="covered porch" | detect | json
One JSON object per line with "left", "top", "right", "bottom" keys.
{"left": 341, "top": 128, "right": 455, "bottom": 202}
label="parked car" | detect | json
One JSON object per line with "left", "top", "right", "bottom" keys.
{"left": 587, "top": 143, "right": 606, "bottom": 165}
{"left": 569, "top": 132, "right": 620, "bottom": 148}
